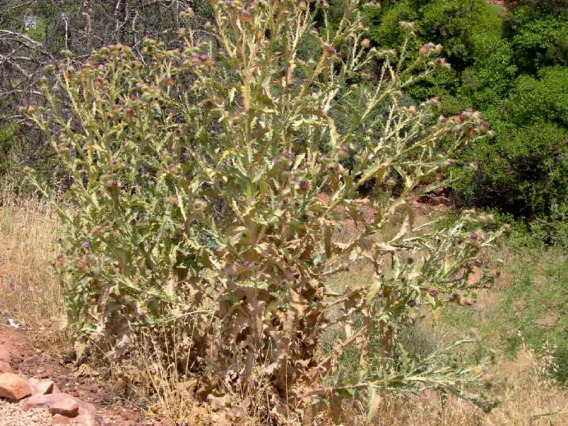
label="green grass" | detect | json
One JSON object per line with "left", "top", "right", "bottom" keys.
{"left": 437, "top": 230, "right": 568, "bottom": 382}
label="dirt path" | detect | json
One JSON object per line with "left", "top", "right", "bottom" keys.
{"left": 0, "top": 327, "right": 150, "bottom": 426}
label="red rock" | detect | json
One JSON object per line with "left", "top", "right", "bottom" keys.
{"left": 51, "top": 410, "right": 100, "bottom": 426}
{"left": 0, "top": 360, "right": 12, "bottom": 374}
{"left": 21, "top": 393, "right": 80, "bottom": 417}
{"left": 0, "top": 373, "right": 32, "bottom": 400}
{"left": 78, "top": 400, "right": 98, "bottom": 418}
{"left": 0, "top": 344, "right": 10, "bottom": 363}
{"left": 51, "top": 414, "right": 72, "bottom": 425}
{"left": 29, "top": 378, "right": 55, "bottom": 396}
{"left": 74, "top": 412, "right": 101, "bottom": 426}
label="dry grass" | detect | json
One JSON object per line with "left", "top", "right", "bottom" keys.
{"left": 0, "top": 179, "right": 64, "bottom": 333}
{"left": 373, "top": 349, "right": 568, "bottom": 426}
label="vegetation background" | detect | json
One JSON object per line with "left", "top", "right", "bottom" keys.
{"left": 0, "top": 0, "right": 567, "bottom": 425}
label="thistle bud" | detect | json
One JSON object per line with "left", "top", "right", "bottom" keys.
{"left": 297, "top": 179, "right": 310, "bottom": 193}
{"left": 419, "top": 44, "right": 432, "bottom": 56}
{"left": 451, "top": 115, "right": 464, "bottom": 124}
{"left": 181, "top": 7, "right": 194, "bottom": 18}
{"left": 324, "top": 45, "right": 336, "bottom": 57}
{"left": 193, "top": 199, "right": 206, "bottom": 212}
{"left": 77, "top": 261, "right": 89, "bottom": 273}
{"left": 399, "top": 21, "right": 415, "bottom": 32}
{"left": 361, "top": 39, "right": 371, "bottom": 49}
{"left": 434, "top": 57, "right": 451, "bottom": 70}
{"left": 241, "top": 9, "right": 252, "bottom": 21}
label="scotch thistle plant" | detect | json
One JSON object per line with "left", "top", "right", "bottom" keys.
{"left": 26, "top": 0, "right": 504, "bottom": 420}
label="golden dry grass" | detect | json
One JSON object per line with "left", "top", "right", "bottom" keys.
{"left": 371, "top": 349, "right": 568, "bottom": 426}
{"left": 0, "top": 179, "right": 63, "bottom": 332}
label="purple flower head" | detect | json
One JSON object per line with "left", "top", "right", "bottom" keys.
{"left": 244, "top": 260, "right": 251, "bottom": 267}
{"left": 298, "top": 179, "right": 309, "bottom": 193}
{"left": 272, "top": 156, "right": 280, "bottom": 166}
{"left": 81, "top": 242, "right": 90, "bottom": 250}
{"left": 428, "top": 289, "right": 439, "bottom": 298}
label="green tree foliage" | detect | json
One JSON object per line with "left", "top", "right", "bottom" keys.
{"left": 455, "top": 67, "right": 568, "bottom": 215}
{"left": 508, "top": 0, "right": 568, "bottom": 13}
{"left": 26, "top": 0, "right": 503, "bottom": 419}
{"left": 363, "top": 0, "right": 568, "bottom": 219}
{"left": 509, "top": 7, "right": 568, "bottom": 73}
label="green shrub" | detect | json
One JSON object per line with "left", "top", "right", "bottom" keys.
{"left": 508, "top": 0, "right": 568, "bottom": 14}
{"left": 458, "top": 32, "right": 517, "bottom": 109}
{"left": 0, "top": 125, "right": 15, "bottom": 176}
{"left": 453, "top": 66, "right": 568, "bottom": 216}
{"left": 508, "top": 7, "right": 568, "bottom": 73}
{"left": 27, "top": 0, "right": 503, "bottom": 419}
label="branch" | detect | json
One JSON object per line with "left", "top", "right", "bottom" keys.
{"left": 0, "top": 30, "right": 54, "bottom": 59}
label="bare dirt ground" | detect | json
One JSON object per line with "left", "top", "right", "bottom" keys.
{"left": 0, "top": 327, "right": 150, "bottom": 426}
{"left": 487, "top": 0, "right": 507, "bottom": 8}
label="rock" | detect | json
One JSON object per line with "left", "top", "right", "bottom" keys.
{"left": 77, "top": 400, "right": 100, "bottom": 425}
{"left": 51, "top": 410, "right": 100, "bottom": 426}
{"left": 51, "top": 414, "right": 73, "bottom": 425}
{"left": 0, "top": 373, "right": 32, "bottom": 400}
{"left": 29, "top": 378, "right": 55, "bottom": 396}
{"left": 21, "top": 393, "right": 80, "bottom": 417}
{"left": 0, "top": 344, "right": 10, "bottom": 363}
{"left": 0, "top": 360, "right": 12, "bottom": 374}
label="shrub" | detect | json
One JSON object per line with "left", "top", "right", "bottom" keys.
{"left": 27, "top": 0, "right": 503, "bottom": 420}
{"left": 0, "top": 125, "right": 16, "bottom": 176}
{"left": 453, "top": 66, "right": 568, "bottom": 216}
{"left": 509, "top": 7, "right": 568, "bottom": 73}
{"left": 458, "top": 32, "right": 517, "bottom": 109}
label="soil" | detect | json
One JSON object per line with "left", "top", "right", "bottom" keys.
{"left": 487, "top": 0, "right": 507, "bottom": 8}
{"left": 0, "top": 327, "right": 151, "bottom": 426}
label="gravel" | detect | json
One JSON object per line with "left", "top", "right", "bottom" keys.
{"left": 0, "top": 399, "right": 53, "bottom": 425}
